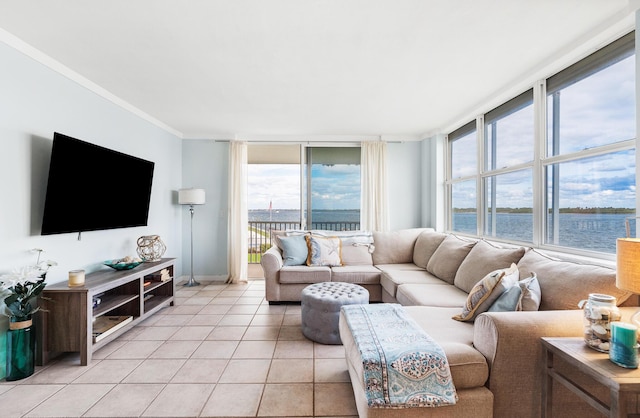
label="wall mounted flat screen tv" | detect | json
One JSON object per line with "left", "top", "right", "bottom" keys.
{"left": 41, "top": 132, "right": 155, "bottom": 236}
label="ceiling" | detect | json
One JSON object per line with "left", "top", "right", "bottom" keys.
{"left": 0, "top": 1, "right": 635, "bottom": 140}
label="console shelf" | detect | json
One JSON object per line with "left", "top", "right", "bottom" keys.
{"left": 38, "top": 258, "right": 175, "bottom": 366}
{"left": 93, "top": 294, "right": 139, "bottom": 317}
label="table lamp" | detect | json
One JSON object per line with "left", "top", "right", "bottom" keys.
{"left": 178, "top": 188, "right": 205, "bottom": 287}
{"left": 616, "top": 237, "right": 640, "bottom": 326}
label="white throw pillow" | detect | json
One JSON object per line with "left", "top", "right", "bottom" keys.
{"left": 488, "top": 273, "right": 542, "bottom": 312}
{"left": 453, "top": 263, "right": 519, "bottom": 322}
{"left": 305, "top": 235, "right": 342, "bottom": 267}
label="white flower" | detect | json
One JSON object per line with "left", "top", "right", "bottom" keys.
{"left": 38, "top": 260, "right": 58, "bottom": 271}
{"left": 0, "top": 266, "right": 44, "bottom": 289}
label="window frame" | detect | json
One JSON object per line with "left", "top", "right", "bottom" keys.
{"left": 445, "top": 31, "right": 636, "bottom": 260}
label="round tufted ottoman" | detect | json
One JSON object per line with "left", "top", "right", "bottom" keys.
{"left": 301, "top": 282, "right": 369, "bottom": 344}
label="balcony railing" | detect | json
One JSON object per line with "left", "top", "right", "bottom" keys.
{"left": 248, "top": 221, "right": 361, "bottom": 263}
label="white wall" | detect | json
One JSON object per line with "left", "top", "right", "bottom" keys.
{"left": 180, "top": 139, "right": 229, "bottom": 278}
{"left": 0, "top": 41, "right": 183, "bottom": 377}
{"left": 420, "top": 135, "right": 446, "bottom": 230}
{"left": 0, "top": 40, "right": 183, "bottom": 283}
{"left": 387, "top": 141, "right": 424, "bottom": 230}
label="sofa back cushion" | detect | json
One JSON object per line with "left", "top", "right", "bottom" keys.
{"left": 341, "top": 245, "right": 373, "bottom": 266}
{"left": 516, "top": 248, "right": 631, "bottom": 310}
{"left": 454, "top": 240, "right": 526, "bottom": 293}
{"left": 426, "top": 235, "right": 476, "bottom": 284}
{"left": 372, "top": 228, "right": 426, "bottom": 265}
{"left": 413, "top": 229, "right": 446, "bottom": 269}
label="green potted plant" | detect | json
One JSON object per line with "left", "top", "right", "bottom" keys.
{"left": 0, "top": 249, "right": 56, "bottom": 381}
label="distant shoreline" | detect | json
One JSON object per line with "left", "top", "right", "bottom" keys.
{"left": 248, "top": 209, "right": 359, "bottom": 211}
{"left": 453, "top": 207, "right": 636, "bottom": 214}
{"left": 250, "top": 207, "right": 635, "bottom": 214}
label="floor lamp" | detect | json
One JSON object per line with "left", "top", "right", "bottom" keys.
{"left": 179, "top": 188, "right": 205, "bottom": 287}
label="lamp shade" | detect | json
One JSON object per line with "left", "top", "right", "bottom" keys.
{"left": 616, "top": 238, "right": 640, "bottom": 294}
{"left": 178, "top": 188, "right": 205, "bottom": 205}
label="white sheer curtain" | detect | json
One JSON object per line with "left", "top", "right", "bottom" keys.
{"left": 227, "top": 141, "right": 248, "bottom": 284}
{"left": 361, "top": 140, "right": 389, "bottom": 232}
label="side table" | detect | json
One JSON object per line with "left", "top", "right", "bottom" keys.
{"left": 541, "top": 337, "right": 640, "bottom": 418}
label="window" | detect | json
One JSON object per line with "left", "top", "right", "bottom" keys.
{"left": 485, "top": 93, "right": 534, "bottom": 169}
{"left": 247, "top": 145, "right": 361, "bottom": 262}
{"left": 483, "top": 90, "right": 534, "bottom": 243}
{"left": 305, "top": 147, "right": 361, "bottom": 230}
{"left": 451, "top": 179, "right": 477, "bottom": 234}
{"left": 446, "top": 32, "right": 635, "bottom": 256}
{"left": 546, "top": 35, "right": 635, "bottom": 156}
{"left": 247, "top": 144, "right": 302, "bottom": 224}
{"left": 545, "top": 32, "right": 635, "bottom": 253}
{"left": 484, "top": 170, "right": 533, "bottom": 242}
{"left": 449, "top": 122, "right": 477, "bottom": 234}
{"left": 545, "top": 151, "right": 635, "bottom": 251}
{"left": 247, "top": 145, "right": 302, "bottom": 262}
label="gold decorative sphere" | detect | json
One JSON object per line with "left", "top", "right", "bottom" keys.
{"left": 136, "top": 235, "right": 166, "bottom": 262}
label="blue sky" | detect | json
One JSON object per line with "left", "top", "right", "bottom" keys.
{"left": 247, "top": 163, "right": 360, "bottom": 210}
{"left": 452, "top": 55, "right": 636, "bottom": 210}
{"left": 248, "top": 164, "right": 299, "bottom": 210}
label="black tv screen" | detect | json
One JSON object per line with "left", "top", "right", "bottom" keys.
{"left": 41, "top": 132, "right": 155, "bottom": 235}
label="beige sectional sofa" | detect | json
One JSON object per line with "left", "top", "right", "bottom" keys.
{"left": 261, "top": 228, "right": 636, "bottom": 418}
{"left": 262, "top": 229, "right": 385, "bottom": 303}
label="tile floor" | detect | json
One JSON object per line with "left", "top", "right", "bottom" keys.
{"left": 0, "top": 279, "right": 359, "bottom": 417}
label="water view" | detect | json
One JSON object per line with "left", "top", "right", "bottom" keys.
{"left": 249, "top": 209, "right": 360, "bottom": 224}
{"left": 250, "top": 209, "right": 636, "bottom": 254}
{"left": 453, "top": 212, "right": 636, "bottom": 254}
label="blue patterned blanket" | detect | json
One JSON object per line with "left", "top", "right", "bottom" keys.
{"left": 342, "top": 303, "right": 458, "bottom": 408}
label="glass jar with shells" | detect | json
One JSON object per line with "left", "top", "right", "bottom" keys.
{"left": 579, "top": 293, "right": 621, "bottom": 352}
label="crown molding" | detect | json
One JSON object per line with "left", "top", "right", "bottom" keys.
{"left": 0, "top": 27, "right": 183, "bottom": 138}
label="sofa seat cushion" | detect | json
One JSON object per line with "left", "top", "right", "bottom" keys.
{"left": 396, "top": 283, "right": 468, "bottom": 307}
{"left": 405, "top": 306, "right": 489, "bottom": 389}
{"left": 279, "top": 265, "right": 331, "bottom": 284}
{"left": 331, "top": 265, "right": 381, "bottom": 284}
{"left": 381, "top": 269, "right": 446, "bottom": 298}
{"left": 375, "top": 263, "right": 425, "bottom": 272}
